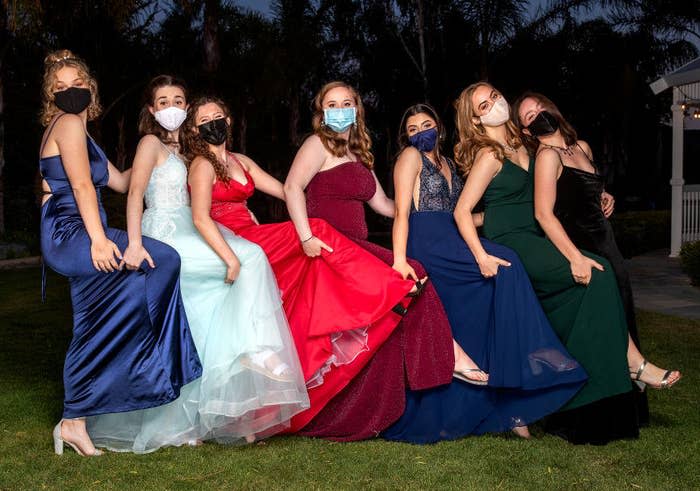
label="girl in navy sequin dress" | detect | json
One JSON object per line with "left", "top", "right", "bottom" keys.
{"left": 383, "top": 104, "right": 587, "bottom": 443}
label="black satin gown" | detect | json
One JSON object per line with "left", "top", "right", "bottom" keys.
{"left": 552, "top": 163, "right": 649, "bottom": 427}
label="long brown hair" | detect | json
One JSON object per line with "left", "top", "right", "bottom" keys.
{"left": 182, "top": 96, "right": 233, "bottom": 183}
{"left": 512, "top": 91, "right": 578, "bottom": 156}
{"left": 453, "top": 81, "right": 521, "bottom": 177}
{"left": 40, "top": 49, "right": 102, "bottom": 126}
{"left": 397, "top": 103, "right": 445, "bottom": 170}
{"left": 312, "top": 81, "right": 374, "bottom": 169}
{"left": 138, "top": 74, "right": 188, "bottom": 144}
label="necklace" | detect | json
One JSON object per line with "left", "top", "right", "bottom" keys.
{"left": 499, "top": 141, "right": 516, "bottom": 154}
{"left": 542, "top": 142, "right": 574, "bottom": 157}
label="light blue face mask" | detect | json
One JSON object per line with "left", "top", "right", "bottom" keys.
{"left": 323, "top": 107, "right": 356, "bottom": 133}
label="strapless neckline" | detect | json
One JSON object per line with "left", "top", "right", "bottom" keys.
{"left": 318, "top": 161, "right": 364, "bottom": 174}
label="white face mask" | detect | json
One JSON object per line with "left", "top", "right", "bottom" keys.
{"left": 479, "top": 96, "right": 510, "bottom": 127}
{"left": 154, "top": 106, "right": 187, "bottom": 131}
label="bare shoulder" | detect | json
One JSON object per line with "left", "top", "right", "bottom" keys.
{"left": 190, "top": 156, "right": 215, "bottom": 176}
{"left": 138, "top": 134, "right": 163, "bottom": 149}
{"left": 302, "top": 134, "right": 324, "bottom": 150}
{"left": 473, "top": 147, "right": 501, "bottom": 172}
{"left": 232, "top": 152, "right": 254, "bottom": 171}
{"left": 395, "top": 146, "right": 422, "bottom": 172}
{"left": 576, "top": 139, "right": 593, "bottom": 159}
{"left": 51, "top": 113, "right": 85, "bottom": 135}
{"left": 535, "top": 146, "right": 560, "bottom": 165}
{"left": 135, "top": 134, "right": 163, "bottom": 156}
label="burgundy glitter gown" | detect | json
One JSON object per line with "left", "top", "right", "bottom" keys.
{"left": 299, "top": 161, "right": 455, "bottom": 440}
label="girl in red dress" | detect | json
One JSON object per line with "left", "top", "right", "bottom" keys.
{"left": 182, "top": 96, "right": 417, "bottom": 430}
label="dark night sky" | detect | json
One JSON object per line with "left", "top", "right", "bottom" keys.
{"left": 235, "top": 0, "right": 604, "bottom": 20}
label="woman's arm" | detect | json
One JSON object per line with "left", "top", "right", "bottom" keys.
{"left": 107, "top": 161, "right": 132, "bottom": 193}
{"left": 235, "top": 153, "right": 285, "bottom": 200}
{"left": 534, "top": 148, "right": 603, "bottom": 284}
{"left": 189, "top": 157, "right": 240, "bottom": 283}
{"left": 367, "top": 171, "right": 395, "bottom": 218}
{"left": 391, "top": 147, "right": 421, "bottom": 280}
{"left": 283, "top": 136, "right": 333, "bottom": 257}
{"left": 122, "top": 135, "right": 160, "bottom": 270}
{"left": 54, "top": 115, "right": 122, "bottom": 272}
{"left": 453, "top": 151, "right": 511, "bottom": 278}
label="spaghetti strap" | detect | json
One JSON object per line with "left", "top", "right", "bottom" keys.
{"left": 576, "top": 142, "right": 594, "bottom": 163}
{"left": 227, "top": 151, "right": 246, "bottom": 171}
{"left": 39, "top": 113, "right": 69, "bottom": 157}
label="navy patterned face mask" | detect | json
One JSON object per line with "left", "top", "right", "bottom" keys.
{"left": 408, "top": 127, "right": 438, "bottom": 152}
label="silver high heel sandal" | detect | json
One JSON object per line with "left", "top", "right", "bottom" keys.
{"left": 630, "top": 359, "right": 682, "bottom": 391}
{"left": 53, "top": 420, "right": 103, "bottom": 456}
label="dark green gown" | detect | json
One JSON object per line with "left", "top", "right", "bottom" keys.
{"left": 481, "top": 157, "right": 638, "bottom": 444}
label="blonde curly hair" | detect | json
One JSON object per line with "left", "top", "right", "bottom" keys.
{"left": 40, "top": 49, "right": 102, "bottom": 126}
{"left": 311, "top": 81, "right": 374, "bottom": 170}
{"left": 453, "top": 81, "right": 521, "bottom": 177}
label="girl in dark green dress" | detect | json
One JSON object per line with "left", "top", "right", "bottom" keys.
{"left": 452, "top": 81, "right": 679, "bottom": 444}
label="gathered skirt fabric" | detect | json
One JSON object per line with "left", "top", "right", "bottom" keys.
{"left": 383, "top": 212, "right": 588, "bottom": 443}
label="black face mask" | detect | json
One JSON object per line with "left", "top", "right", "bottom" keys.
{"left": 527, "top": 111, "right": 560, "bottom": 137}
{"left": 197, "top": 118, "right": 228, "bottom": 145}
{"left": 53, "top": 87, "right": 92, "bottom": 114}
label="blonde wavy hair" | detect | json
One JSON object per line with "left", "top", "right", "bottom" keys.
{"left": 40, "top": 49, "right": 102, "bottom": 126}
{"left": 182, "top": 96, "right": 233, "bottom": 184}
{"left": 453, "top": 81, "right": 522, "bottom": 177}
{"left": 312, "top": 81, "right": 374, "bottom": 169}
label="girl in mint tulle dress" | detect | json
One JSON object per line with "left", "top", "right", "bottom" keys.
{"left": 87, "top": 76, "right": 308, "bottom": 453}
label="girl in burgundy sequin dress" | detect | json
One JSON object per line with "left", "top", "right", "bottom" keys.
{"left": 283, "top": 82, "right": 486, "bottom": 440}
{"left": 182, "top": 96, "right": 418, "bottom": 431}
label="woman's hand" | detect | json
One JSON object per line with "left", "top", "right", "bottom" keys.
{"left": 570, "top": 256, "right": 604, "bottom": 285}
{"left": 91, "top": 237, "right": 123, "bottom": 273}
{"left": 476, "top": 254, "right": 511, "bottom": 278}
{"left": 302, "top": 236, "right": 333, "bottom": 257}
{"left": 601, "top": 191, "right": 615, "bottom": 218}
{"left": 225, "top": 256, "right": 241, "bottom": 284}
{"left": 392, "top": 260, "right": 418, "bottom": 281}
{"left": 122, "top": 243, "right": 155, "bottom": 271}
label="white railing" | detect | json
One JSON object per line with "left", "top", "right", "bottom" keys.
{"left": 683, "top": 184, "right": 700, "bottom": 243}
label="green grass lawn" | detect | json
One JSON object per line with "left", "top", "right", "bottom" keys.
{"left": 1, "top": 267, "right": 698, "bottom": 490}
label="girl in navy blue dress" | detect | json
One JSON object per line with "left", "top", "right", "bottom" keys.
{"left": 38, "top": 50, "right": 202, "bottom": 456}
{"left": 383, "top": 104, "right": 587, "bottom": 443}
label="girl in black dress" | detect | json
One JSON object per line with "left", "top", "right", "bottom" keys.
{"left": 513, "top": 92, "right": 680, "bottom": 409}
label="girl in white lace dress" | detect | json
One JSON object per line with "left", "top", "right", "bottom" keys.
{"left": 87, "top": 75, "right": 308, "bottom": 453}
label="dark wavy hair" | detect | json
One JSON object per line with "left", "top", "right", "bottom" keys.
{"left": 138, "top": 74, "right": 188, "bottom": 145}
{"left": 182, "top": 95, "right": 233, "bottom": 183}
{"left": 397, "top": 103, "right": 445, "bottom": 169}
{"left": 512, "top": 91, "right": 578, "bottom": 156}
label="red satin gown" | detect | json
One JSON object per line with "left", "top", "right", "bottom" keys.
{"left": 209, "top": 155, "right": 415, "bottom": 430}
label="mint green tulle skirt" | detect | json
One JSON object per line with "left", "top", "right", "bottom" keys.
{"left": 87, "top": 206, "right": 309, "bottom": 453}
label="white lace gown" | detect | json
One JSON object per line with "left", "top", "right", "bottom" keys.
{"left": 87, "top": 153, "right": 309, "bottom": 453}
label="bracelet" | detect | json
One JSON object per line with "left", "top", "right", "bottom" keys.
{"left": 301, "top": 234, "right": 314, "bottom": 243}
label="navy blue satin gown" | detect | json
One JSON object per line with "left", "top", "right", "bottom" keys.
{"left": 40, "top": 131, "right": 202, "bottom": 419}
{"left": 382, "top": 154, "right": 588, "bottom": 443}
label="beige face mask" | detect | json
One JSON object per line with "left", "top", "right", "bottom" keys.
{"left": 480, "top": 96, "right": 510, "bottom": 127}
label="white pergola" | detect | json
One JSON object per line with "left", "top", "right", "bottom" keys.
{"left": 650, "top": 56, "right": 700, "bottom": 257}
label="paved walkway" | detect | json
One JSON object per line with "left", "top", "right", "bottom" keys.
{"left": 627, "top": 249, "right": 700, "bottom": 320}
